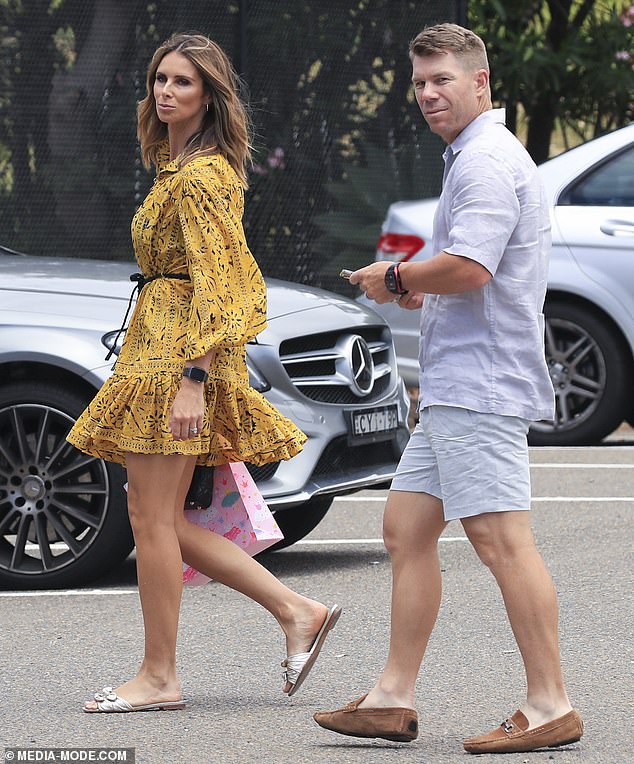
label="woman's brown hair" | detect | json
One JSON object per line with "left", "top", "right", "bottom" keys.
{"left": 137, "top": 33, "right": 252, "bottom": 186}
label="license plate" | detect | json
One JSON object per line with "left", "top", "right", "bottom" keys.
{"left": 349, "top": 405, "right": 399, "bottom": 442}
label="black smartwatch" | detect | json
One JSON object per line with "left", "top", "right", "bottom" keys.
{"left": 384, "top": 263, "right": 409, "bottom": 295}
{"left": 182, "top": 365, "right": 209, "bottom": 383}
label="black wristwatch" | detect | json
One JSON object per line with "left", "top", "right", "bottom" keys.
{"left": 182, "top": 365, "right": 209, "bottom": 383}
{"left": 384, "top": 263, "right": 409, "bottom": 295}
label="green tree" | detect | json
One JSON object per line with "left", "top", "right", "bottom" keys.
{"left": 468, "top": 0, "right": 634, "bottom": 163}
{"left": 0, "top": 0, "right": 61, "bottom": 249}
{"left": 0, "top": 0, "right": 454, "bottom": 280}
{"left": 47, "top": 0, "right": 146, "bottom": 257}
{"left": 240, "top": 0, "right": 447, "bottom": 287}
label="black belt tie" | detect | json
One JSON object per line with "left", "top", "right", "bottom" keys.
{"left": 105, "top": 271, "right": 190, "bottom": 361}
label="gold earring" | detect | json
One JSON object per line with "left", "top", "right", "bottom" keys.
{"left": 206, "top": 103, "right": 209, "bottom": 113}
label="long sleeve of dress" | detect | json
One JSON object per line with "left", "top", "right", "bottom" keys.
{"left": 67, "top": 150, "right": 306, "bottom": 467}
{"left": 177, "top": 166, "right": 267, "bottom": 359}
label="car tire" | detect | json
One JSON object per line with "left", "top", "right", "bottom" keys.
{"left": 0, "top": 382, "right": 134, "bottom": 590}
{"left": 266, "top": 496, "right": 334, "bottom": 552}
{"left": 529, "top": 301, "right": 630, "bottom": 446}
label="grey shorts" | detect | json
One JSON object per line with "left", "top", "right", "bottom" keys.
{"left": 391, "top": 405, "right": 531, "bottom": 521}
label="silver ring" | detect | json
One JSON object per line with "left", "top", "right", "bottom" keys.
{"left": 189, "top": 427, "right": 198, "bottom": 434}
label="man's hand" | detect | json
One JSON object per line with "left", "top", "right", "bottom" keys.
{"left": 397, "top": 291, "right": 424, "bottom": 310}
{"left": 350, "top": 262, "right": 395, "bottom": 304}
{"left": 350, "top": 262, "right": 423, "bottom": 309}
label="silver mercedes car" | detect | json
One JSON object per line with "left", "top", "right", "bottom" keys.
{"left": 0, "top": 251, "right": 410, "bottom": 589}
{"left": 361, "top": 123, "right": 634, "bottom": 446}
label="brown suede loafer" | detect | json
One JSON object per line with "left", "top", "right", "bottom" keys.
{"left": 463, "top": 709, "right": 583, "bottom": 754}
{"left": 313, "top": 694, "right": 418, "bottom": 743}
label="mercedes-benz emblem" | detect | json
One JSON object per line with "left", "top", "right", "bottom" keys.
{"left": 339, "top": 334, "right": 375, "bottom": 396}
{"left": 22, "top": 474, "right": 46, "bottom": 501}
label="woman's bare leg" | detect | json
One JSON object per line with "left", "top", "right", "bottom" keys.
{"left": 84, "top": 453, "right": 194, "bottom": 710}
{"left": 175, "top": 490, "right": 329, "bottom": 692}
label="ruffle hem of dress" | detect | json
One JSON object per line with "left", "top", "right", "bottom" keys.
{"left": 66, "top": 370, "right": 306, "bottom": 467}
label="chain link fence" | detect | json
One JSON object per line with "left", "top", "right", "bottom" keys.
{"left": 0, "top": 0, "right": 461, "bottom": 293}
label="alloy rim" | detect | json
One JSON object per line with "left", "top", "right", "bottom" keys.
{"left": 532, "top": 317, "right": 606, "bottom": 433}
{"left": 0, "top": 404, "right": 109, "bottom": 577}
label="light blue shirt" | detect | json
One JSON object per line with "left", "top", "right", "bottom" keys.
{"left": 418, "top": 108, "right": 555, "bottom": 421}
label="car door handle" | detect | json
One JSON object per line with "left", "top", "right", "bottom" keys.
{"left": 600, "top": 219, "right": 634, "bottom": 237}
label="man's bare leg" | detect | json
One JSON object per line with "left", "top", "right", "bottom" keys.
{"left": 461, "top": 510, "right": 572, "bottom": 728}
{"left": 359, "top": 490, "right": 447, "bottom": 710}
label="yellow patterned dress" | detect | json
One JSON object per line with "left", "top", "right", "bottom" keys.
{"left": 67, "top": 145, "right": 306, "bottom": 467}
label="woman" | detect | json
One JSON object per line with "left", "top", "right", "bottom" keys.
{"left": 67, "top": 32, "right": 340, "bottom": 713}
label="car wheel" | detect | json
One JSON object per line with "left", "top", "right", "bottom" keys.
{"left": 266, "top": 496, "right": 333, "bottom": 552}
{"left": 529, "top": 301, "right": 630, "bottom": 446}
{"left": 0, "top": 382, "right": 134, "bottom": 590}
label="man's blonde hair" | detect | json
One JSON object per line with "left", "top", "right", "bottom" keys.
{"left": 409, "top": 23, "right": 489, "bottom": 73}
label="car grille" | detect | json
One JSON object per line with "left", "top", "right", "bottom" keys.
{"left": 279, "top": 326, "right": 394, "bottom": 404}
{"left": 245, "top": 461, "right": 280, "bottom": 483}
{"left": 313, "top": 435, "right": 400, "bottom": 477}
{"left": 245, "top": 434, "right": 400, "bottom": 494}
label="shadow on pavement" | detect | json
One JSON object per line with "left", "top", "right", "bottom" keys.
{"left": 89, "top": 545, "right": 388, "bottom": 589}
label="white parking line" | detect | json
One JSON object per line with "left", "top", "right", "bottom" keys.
{"left": 0, "top": 589, "right": 136, "bottom": 598}
{"left": 530, "top": 445, "right": 634, "bottom": 451}
{"left": 296, "top": 537, "right": 467, "bottom": 545}
{"left": 533, "top": 497, "right": 634, "bottom": 502}
{"left": 334, "top": 496, "right": 634, "bottom": 503}
{"left": 0, "top": 537, "right": 472, "bottom": 597}
{"left": 4, "top": 459, "right": 631, "bottom": 599}
{"left": 530, "top": 464, "right": 634, "bottom": 469}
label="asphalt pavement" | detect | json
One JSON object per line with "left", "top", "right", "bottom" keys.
{"left": 1, "top": 441, "right": 633, "bottom": 764}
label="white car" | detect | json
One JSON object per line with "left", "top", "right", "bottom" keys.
{"left": 0, "top": 252, "right": 410, "bottom": 589}
{"left": 361, "top": 123, "right": 634, "bottom": 445}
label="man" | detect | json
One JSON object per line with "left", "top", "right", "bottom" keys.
{"left": 313, "top": 23, "right": 583, "bottom": 754}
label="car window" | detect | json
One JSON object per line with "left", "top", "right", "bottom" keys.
{"left": 562, "top": 144, "right": 634, "bottom": 207}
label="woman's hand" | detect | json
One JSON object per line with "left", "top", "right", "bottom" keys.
{"left": 170, "top": 350, "right": 215, "bottom": 440}
{"left": 169, "top": 378, "right": 205, "bottom": 440}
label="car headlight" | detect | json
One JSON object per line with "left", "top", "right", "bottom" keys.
{"left": 246, "top": 354, "right": 270, "bottom": 392}
{"left": 101, "top": 330, "right": 125, "bottom": 357}
{"left": 101, "top": 331, "right": 271, "bottom": 392}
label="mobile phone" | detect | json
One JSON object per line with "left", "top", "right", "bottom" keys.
{"left": 339, "top": 269, "right": 354, "bottom": 280}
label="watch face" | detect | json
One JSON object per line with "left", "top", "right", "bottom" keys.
{"left": 385, "top": 266, "right": 398, "bottom": 293}
{"left": 185, "top": 366, "right": 207, "bottom": 382}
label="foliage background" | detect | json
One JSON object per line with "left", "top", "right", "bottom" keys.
{"left": 468, "top": 0, "right": 634, "bottom": 164}
{"left": 0, "top": 1, "right": 632, "bottom": 292}
{"left": 0, "top": 0, "right": 456, "bottom": 293}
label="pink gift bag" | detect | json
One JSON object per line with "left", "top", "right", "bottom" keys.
{"left": 182, "top": 462, "right": 284, "bottom": 586}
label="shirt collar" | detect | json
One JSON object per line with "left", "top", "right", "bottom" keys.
{"left": 444, "top": 108, "right": 506, "bottom": 161}
{"left": 156, "top": 141, "right": 174, "bottom": 174}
